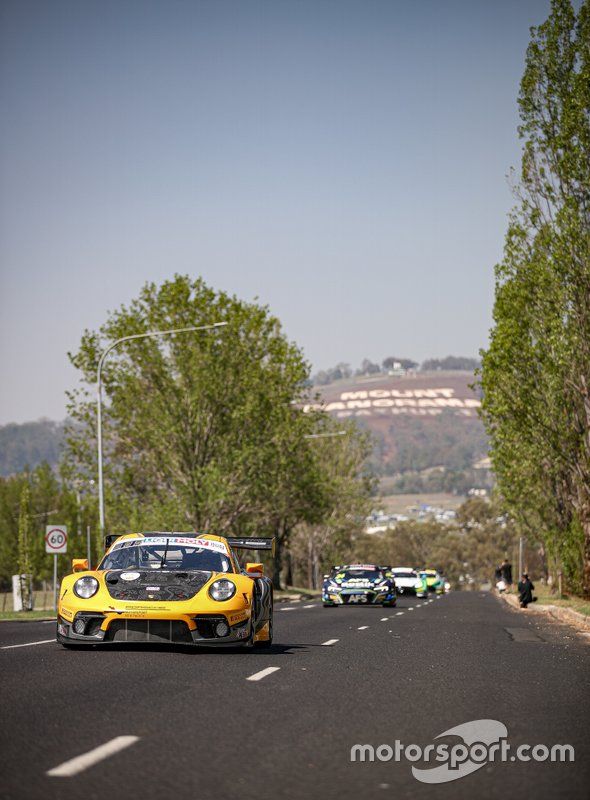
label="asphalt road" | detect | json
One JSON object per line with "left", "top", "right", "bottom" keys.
{"left": 0, "top": 592, "right": 588, "bottom": 800}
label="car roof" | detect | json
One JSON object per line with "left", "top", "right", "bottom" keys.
{"left": 106, "top": 531, "right": 227, "bottom": 551}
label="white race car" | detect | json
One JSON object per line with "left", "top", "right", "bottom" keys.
{"left": 385, "top": 567, "right": 424, "bottom": 596}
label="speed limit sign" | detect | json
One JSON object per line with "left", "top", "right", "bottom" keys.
{"left": 45, "top": 525, "right": 67, "bottom": 554}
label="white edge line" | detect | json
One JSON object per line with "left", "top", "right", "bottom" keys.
{"left": 322, "top": 639, "right": 339, "bottom": 646}
{"left": 246, "top": 666, "right": 280, "bottom": 682}
{"left": 303, "top": 604, "right": 315, "bottom": 609}
{"left": 47, "top": 736, "right": 140, "bottom": 777}
{"left": 1, "top": 639, "right": 54, "bottom": 650}
{"left": 380, "top": 617, "right": 388, "bottom": 621}
{"left": 357, "top": 625, "right": 369, "bottom": 630}
{"left": 280, "top": 607, "right": 296, "bottom": 612}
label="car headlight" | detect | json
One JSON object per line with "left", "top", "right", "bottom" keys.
{"left": 208, "top": 579, "right": 236, "bottom": 602}
{"left": 73, "top": 576, "right": 99, "bottom": 599}
{"left": 328, "top": 582, "right": 341, "bottom": 590}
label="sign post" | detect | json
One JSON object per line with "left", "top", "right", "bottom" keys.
{"left": 45, "top": 526, "right": 67, "bottom": 611}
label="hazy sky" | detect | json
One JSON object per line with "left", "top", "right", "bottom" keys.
{"left": 0, "top": 0, "right": 550, "bottom": 424}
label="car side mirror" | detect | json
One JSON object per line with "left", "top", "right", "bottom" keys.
{"left": 245, "top": 562, "right": 264, "bottom": 577}
{"left": 72, "top": 558, "right": 89, "bottom": 573}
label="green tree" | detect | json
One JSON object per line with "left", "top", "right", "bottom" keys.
{"left": 289, "top": 420, "right": 376, "bottom": 587}
{"left": 65, "top": 275, "right": 373, "bottom": 586}
{"left": 480, "top": 0, "right": 590, "bottom": 594}
{"left": 16, "top": 484, "right": 33, "bottom": 609}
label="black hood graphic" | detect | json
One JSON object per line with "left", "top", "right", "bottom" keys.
{"left": 104, "top": 569, "right": 212, "bottom": 602}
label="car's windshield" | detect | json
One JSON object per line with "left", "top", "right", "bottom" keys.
{"left": 392, "top": 570, "right": 416, "bottom": 579}
{"left": 99, "top": 536, "right": 232, "bottom": 573}
{"left": 339, "top": 569, "right": 382, "bottom": 580}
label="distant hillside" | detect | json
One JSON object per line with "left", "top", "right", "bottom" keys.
{"left": 306, "top": 370, "right": 490, "bottom": 495}
{"left": 0, "top": 420, "right": 65, "bottom": 476}
{"left": 311, "top": 355, "right": 481, "bottom": 386}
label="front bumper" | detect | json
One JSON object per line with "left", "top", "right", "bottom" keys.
{"left": 57, "top": 611, "right": 251, "bottom": 646}
{"left": 322, "top": 589, "right": 395, "bottom": 605}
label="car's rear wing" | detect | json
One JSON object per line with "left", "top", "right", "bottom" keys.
{"left": 103, "top": 532, "right": 276, "bottom": 555}
{"left": 227, "top": 537, "right": 275, "bottom": 556}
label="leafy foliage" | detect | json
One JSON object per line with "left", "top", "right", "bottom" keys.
{"left": 480, "top": 0, "right": 590, "bottom": 595}
{"left": 64, "top": 275, "right": 374, "bottom": 587}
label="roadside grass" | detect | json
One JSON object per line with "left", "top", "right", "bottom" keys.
{"left": 0, "top": 610, "right": 56, "bottom": 621}
{"left": 527, "top": 584, "right": 590, "bottom": 617}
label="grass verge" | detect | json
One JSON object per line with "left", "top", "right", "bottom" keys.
{"left": 0, "top": 610, "right": 56, "bottom": 621}
{"left": 527, "top": 584, "right": 590, "bottom": 617}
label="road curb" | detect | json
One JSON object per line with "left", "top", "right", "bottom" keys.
{"left": 0, "top": 616, "right": 55, "bottom": 624}
{"left": 497, "top": 590, "right": 590, "bottom": 631}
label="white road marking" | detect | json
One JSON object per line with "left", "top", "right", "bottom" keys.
{"left": 303, "top": 604, "right": 315, "bottom": 609}
{"left": 322, "top": 639, "right": 339, "bottom": 646}
{"left": 246, "top": 666, "right": 281, "bottom": 682}
{"left": 408, "top": 607, "right": 414, "bottom": 611}
{"left": 357, "top": 625, "right": 369, "bottom": 630}
{"left": 1, "top": 639, "right": 54, "bottom": 650}
{"left": 396, "top": 612, "right": 404, "bottom": 616}
{"left": 380, "top": 617, "right": 388, "bottom": 621}
{"left": 41, "top": 620, "right": 56, "bottom": 624}
{"left": 280, "top": 607, "right": 296, "bottom": 612}
{"left": 47, "top": 736, "right": 139, "bottom": 777}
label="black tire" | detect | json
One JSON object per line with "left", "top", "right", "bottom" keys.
{"left": 254, "top": 609, "right": 273, "bottom": 648}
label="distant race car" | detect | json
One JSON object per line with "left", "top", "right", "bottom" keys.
{"left": 322, "top": 564, "right": 396, "bottom": 607}
{"left": 56, "top": 532, "right": 274, "bottom": 648}
{"left": 415, "top": 572, "right": 429, "bottom": 598}
{"left": 384, "top": 567, "right": 423, "bottom": 596}
{"left": 421, "top": 569, "right": 445, "bottom": 594}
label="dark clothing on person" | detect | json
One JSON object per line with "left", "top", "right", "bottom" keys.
{"left": 494, "top": 567, "right": 502, "bottom": 582}
{"left": 501, "top": 562, "right": 513, "bottom": 585}
{"left": 518, "top": 578, "right": 535, "bottom": 608}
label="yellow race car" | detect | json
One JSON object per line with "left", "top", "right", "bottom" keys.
{"left": 57, "top": 532, "right": 274, "bottom": 648}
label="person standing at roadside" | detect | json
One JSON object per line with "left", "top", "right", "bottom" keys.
{"left": 518, "top": 573, "right": 535, "bottom": 608}
{"left": 500, "top": 559, "right": 513, "bottom": 587}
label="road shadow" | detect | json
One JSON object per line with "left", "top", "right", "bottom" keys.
{"left": 55, "top": 641, "right": 310, "bottom": 657}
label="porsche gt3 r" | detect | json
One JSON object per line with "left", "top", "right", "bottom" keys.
{"left": 322, "top": 564, "right": 396, "bottom": 607}
{"left": 57, "top": 532, "right": 273, "bottom": 648}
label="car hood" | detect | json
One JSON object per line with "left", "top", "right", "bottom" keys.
{"left": 103, "top": 569, "right": 213, "bottom": 602}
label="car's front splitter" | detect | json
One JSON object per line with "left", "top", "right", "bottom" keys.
{"left": 57, "top": 614, "right": 252, "bottom": 647}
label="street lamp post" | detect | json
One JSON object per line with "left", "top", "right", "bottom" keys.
{"left": 96, "top": 322, "right": 227, "bottom": 535}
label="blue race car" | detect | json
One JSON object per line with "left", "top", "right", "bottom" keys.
{"left": 322, "top": 564, "right": 397, "bottom": 607}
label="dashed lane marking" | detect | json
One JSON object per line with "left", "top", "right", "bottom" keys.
{"left": 47, "top": 736, "right": 140, "bottom": 777}
{"left": 396, "top": 612, "right": 404, "bottom": 616}
{"left": 1, "top": 639, "right": 54, "bottom": 650}
{"left": 246, "top": 667, "right": 281, "bottom": 682}
{"left": 358, "top": 626, "right": 369, "bottom": 630}
{"left": 322, "top": 639, "right": 339, "bottom": 646}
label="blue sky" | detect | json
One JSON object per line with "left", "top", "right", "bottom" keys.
{"left": 0, "top": 0, "right": 550, "bottom": 423}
